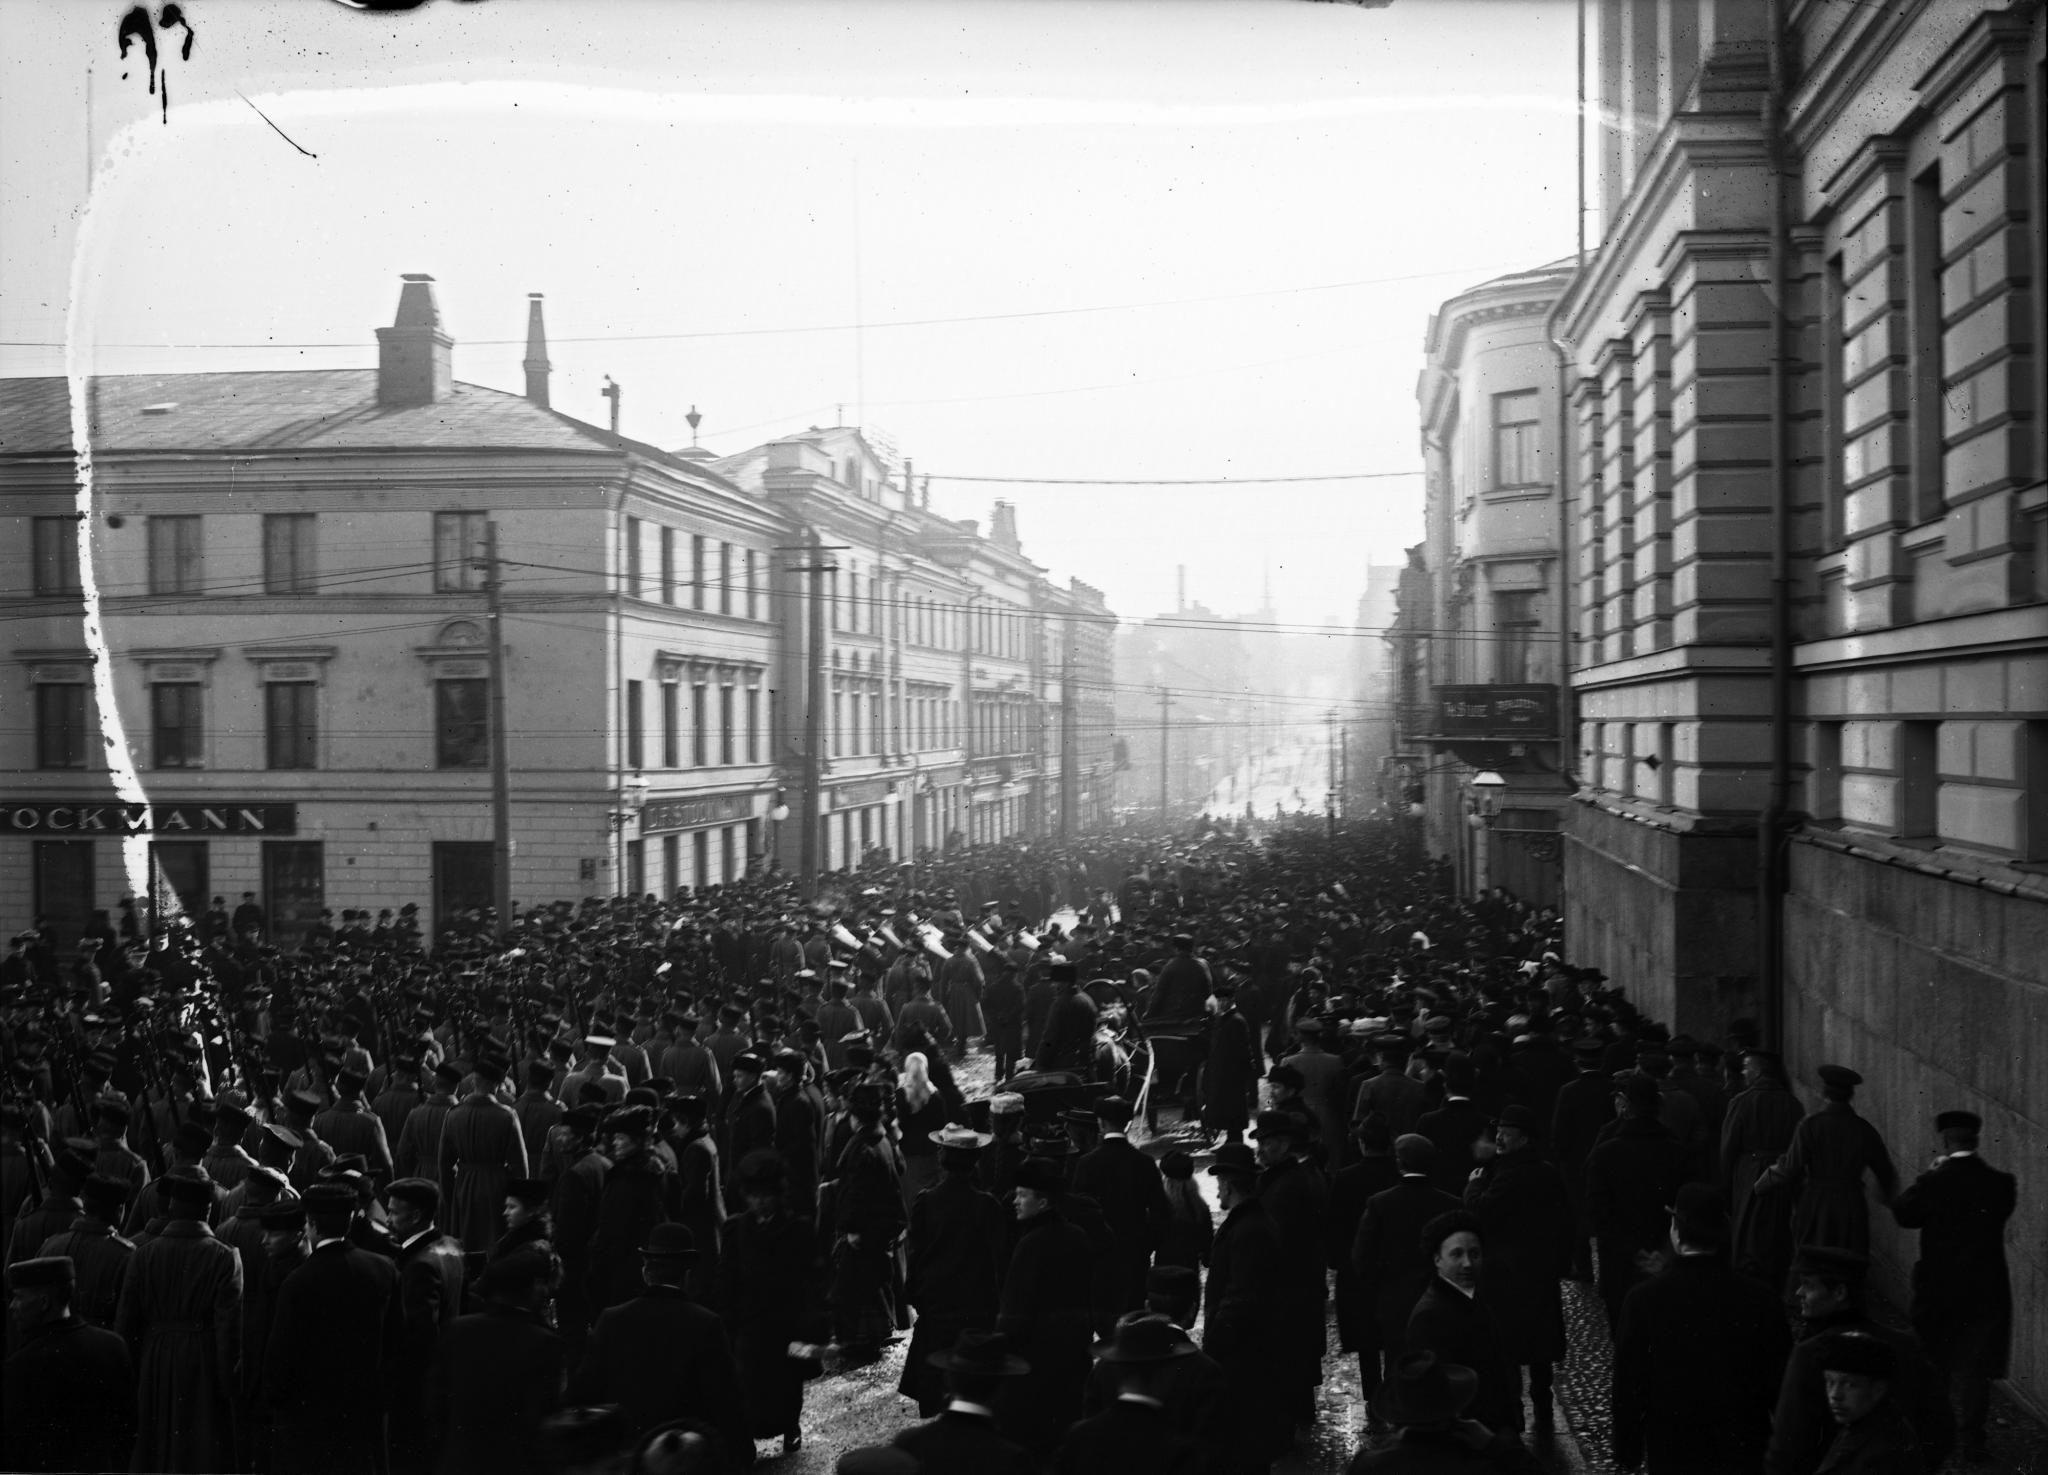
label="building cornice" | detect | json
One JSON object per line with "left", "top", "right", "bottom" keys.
{"left": 1793, "top": 605, "right": 2048, "bottom": 673}
{"left": 1571, "top": 644, "right": 1771, "bottom": 690}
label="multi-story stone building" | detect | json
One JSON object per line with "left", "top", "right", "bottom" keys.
{"left": 1410, "top": 259, "right": 1577, "bottom": 909}
{"left": 3, "top": 275, "right": 1115, "bottom": 943}
{"left": 1557, "top": 0, "right": 2045, "bottom": 1406}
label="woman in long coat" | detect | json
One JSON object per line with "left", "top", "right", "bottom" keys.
{"left": 114, "top": 1178, "right": 244, "bottom": 1474}
{"left": 715, "top": 1150, "right": 829, "bottom": 1451}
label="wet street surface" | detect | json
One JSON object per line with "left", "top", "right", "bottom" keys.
{"left": 763, "top": 1050, "right": 2043, "bottom": 1475}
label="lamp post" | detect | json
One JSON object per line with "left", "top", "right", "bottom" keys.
{"left": 1466, "top": 770, "right": 1507, "bottom": 897}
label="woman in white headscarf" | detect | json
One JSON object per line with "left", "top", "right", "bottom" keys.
{"left": 894, "top": 1051, "right": 954, "bottom": 1207}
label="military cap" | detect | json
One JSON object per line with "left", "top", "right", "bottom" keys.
{"left": 172, "top": 1121, "right": 213, "bottom": 1158}
{"left": 94, "top": 1098, "right": 132, "bottom": 1126}
{"left": 334, "top": 1068, "right": 368, "bottom": 1095}
{"left": 1793, "top": 1245, "right": 1870, "bottom": 1283}
{"left": 283, "top": 1090, "right": 324, "bottom": 1120}
{"left": 264, "top": 1123, "right": 304, "bottom": 1151}
{"left": 1934, "top": 1110, "right": 1982, "bottom": 1134}
{"left": 244, "top": 1165, "right": 290, "bottom": 1201}
{"left": 505, "top": 1177, "right": 551, "bottom": 1205}
{"left": 730, "top": 1052, "right": 766, "bottom": 1076}
{"left": 80, "top": 1174, "right": 129, "bottom": 1220}
{"left": 1816, "top": 1064, "right": 1863, "bottom": 1090}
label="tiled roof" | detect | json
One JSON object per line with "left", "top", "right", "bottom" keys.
{"left": 0, "top": 371, "right": 630, "bottom": 457}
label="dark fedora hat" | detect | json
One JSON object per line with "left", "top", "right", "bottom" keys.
{"left": 1370, "top": 1351, "right": 1478, "bottom": 1427}
{"left": 926, "top": 1328, "right": 1031, "bottom": 1377}
{"left": 1093, "top": 1312, "right": 1198, "bottom": 1364}
{"left": 639, "top": 1223, "right": 698, "bottom": 1260}
{"left": 1206, "top": 1142, "right": 1259, "bottom": 1179}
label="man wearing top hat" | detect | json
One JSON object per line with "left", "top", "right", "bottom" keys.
{"left": 1753, "top": 1064, "right": 1898, "bottom": 1265}
{"left": 892, "top": 1327, "right": 1036, "bottom": 1475}
{"left": 1054, "top": 1312, "right": 1209, "bottom": 1475}
{"left": 900, "top": 1122, "right": 1011, "bottom": 1416}
{"left": 1610, "top": 1183, "right": 1789, "bottom": 1475}
{"left": 1887, "top": 1109, "right": 2016, "bottom": 1465}
{"left": 3, "top": 1255, "right": 136, "bottom": 1473}
{"left": 1203, "top": 1141, "right": 1290, "bottom": 1471}
{"left": 117, "top": 1170, "right": 242, "bottom": 1473}
{"left": 439, "top": 1052, "right": 531, "bottom": 1254}
{"left": 570, "top": 1221, "right": 752, "bottom": 1461}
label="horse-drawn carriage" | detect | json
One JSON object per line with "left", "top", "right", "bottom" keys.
{"left": 965, "top": 977, "right": 1210, "bottom": 1134}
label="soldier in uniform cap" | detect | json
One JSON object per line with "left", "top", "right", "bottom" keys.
{"left": 570, "top": 1222, "right": 752, "bottom": 1456}
{"left": 3, "top": 1255, "right": 136, "bottom": 1472}
{"left": 264, "top": 1181, "right": 401, "bottom": 1475}
{"left": 35, "top": 1172, "right": 134, "bottom": 1328}
{"left": 6, "top": 1139, "right": 94, "bottom": 1268}
{"left": 440, "top": 1052, "right": 530, "bottom": 1254}
{"left": 116, "top": 1171, "right": 242, "bottom": 1473}
{"left": 1753, "top": 1065, "right": 1898, "bottom": 1269}
{"left": 1887, "top": 1109, "right": 2016, "bottom": 1464}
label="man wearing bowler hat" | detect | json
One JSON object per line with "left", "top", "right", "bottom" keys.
{"left": 1054, "top": 1313, "right": 1207, "bottom": 1475}
{"left": 892, "top": 1328, "right": 1035, "bottom": 1475}
{"left": 1611, "top": 1183, "right": 1789, "bottom": 1474}
{"left": 1072, "top": 1096, "right": 1171, "bottom": 1314}
{"left": 994, "top": 1156, "right": 1096, "bottom": 1456}
{"left": 1753, "top": 1064, "right": 1898, "bottom": 1265}
{"left": 571, "top": 1222, "right": 751, "bottom": 1460}
{"left": 3, "top": 1255, "right": 135, "bottom": 1473}
{"left": 1886, "top": 1109, "right": 2015, "bottom": 1465}
{"left": 900, "top": 1123, "right": 1010, "bottom": 1416}
{"left": 1203, "top": 1142, "right": 1290, "bottom": 1471}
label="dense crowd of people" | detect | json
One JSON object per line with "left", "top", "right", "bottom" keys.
{"left": 0, "top": 815, "right": 2020, "bottom": 1475}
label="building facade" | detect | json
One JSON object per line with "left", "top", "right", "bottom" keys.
{"left": 1558, "top": 0, "right": 2046, "bottom": 1408}
{"left": 3, "top": 276, "right": 1116, "bottom": 945}
{"left": 1410, "top": 259, "right": 1577, "bottom": 909}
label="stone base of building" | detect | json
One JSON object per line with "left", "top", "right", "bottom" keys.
{"left": 1783, "top": 830, "right": 2047, "bottom": 1410}
{"left": 1561, "top": 795, "right": 1761, "bottom": 1035}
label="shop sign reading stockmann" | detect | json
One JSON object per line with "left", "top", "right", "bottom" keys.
{"left": 1433, "top": 685, "right": 1557, "bottom": 737}
{"left": 2, "top": 802, "right": 298, "bottom": 834}
{"left": 639, "top": 793, "right": 754, "bottom": 833}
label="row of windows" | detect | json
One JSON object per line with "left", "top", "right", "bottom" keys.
{"left": 623, "top": 518, "right": 764, "bottom": 619}
{"left": 972, "top": 694, "right": 1038, "bottom": 757}
{"left": 624, "top": 677, "right": 764, "bottom": 771}
{"left": 30, "top": 679, "right": 484, "bottom": 772}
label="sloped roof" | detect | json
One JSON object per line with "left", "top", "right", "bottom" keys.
{"left": 0, "top": 371, "right": 628, "bottom": 457}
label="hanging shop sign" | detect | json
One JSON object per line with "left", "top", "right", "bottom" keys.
{"left": 639, "top": 792, "right": 755, "bottom": 833}
{"left": 830, "top": 780, "right": 893, "bottom": 810}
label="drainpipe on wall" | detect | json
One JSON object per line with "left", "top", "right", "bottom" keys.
{"left": 1758, "top": 0, "right": 1794, "bottom": 1053}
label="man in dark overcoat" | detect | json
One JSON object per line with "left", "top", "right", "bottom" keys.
{"left": 438, "top": 1056, "right": 530, "bottom": 1254}
{"left": 662, "top": 1093, "right": 725, "bottom": 1301}
{"left": 993, "top": 1156, "right": 1096, "bottom": 1457}
{"left": 115, "top": 1172, "right": 242, "bottom": 1474}
{"left": 315, "top": 1068, "right": 395, "bottom": 1184}
{"left": 1329, "top": 1114, "right": 1402, "bottom": 1400}
{"left": 1610, "top": 1184, "right": 1789, "bottom": 1475}
{"left": 587, "top": 1105, "right": 671, "bottom": 1315}
{"left": 1885, "top": 1109, "right": 2016, "bottom": 1466}
{"left": 1764, "top": 1245, "right": 1953, "bottom": 1475}
{"left": 2, "top": 1255, "right": 136, "bottom": 1473}
{"left": 548, "top": 1103, "right": 608, "bottom": 1345}
{"left": 1251, "top": 1108, "right": 1329, "bottom": 1429}
{"left": 768, "top": 1050, "right": 824, "bottom": 1220}
{"left": 1585, "top": 1072, "right": 1685, "bottom": 1327}
{"left": 1719, "top": 1047, "right": 1803, "bottom": 1289}
{"left": 1352, "top": 1134, "right": 1460, "bottom": 1401}
{"left": 386, "top": 1177, "right": 467, "bottom": 1475}
{"left": 1053, "top": 1313, "right": 1209, "bottom": 1475}
{"left": 1415, "top": 1056, "right": 1491, "bottom": 1195}
{"left": 425, "top": 1248, "right": 567, "bottom": 1475}
{"left": 900, "top": 1126, "right": 1011, "bottom": 1415}
{"left": 1034, "top": 964, "right": 1100, "bottom": 1074}
{"left": 1351, "top": 1034, "right": 1427, "bottom": 1140}
{"left": 1461, "top": 1104, "right": 1569, "bottom": 1433}
{"left": 34, "top": 1172, "right": 133, "bottom": 1328}
{"left": 1401, "top": 1209, "right": 1519, "bottom": 1438}
{"left": 723, "top": 1054, "right": 778, "bottom": 1197}
{"left": 892, "top": 1328, "right": 1037, "bottom": 1475}
{"left": 1071, "top": 1095, "right": 1170, "bottom": 1314}
{"left": 1202, "top": 1143, "right": 1290, "bottom": 1472}
{"left": 1201, "top": 981, "right": 1258, "bottom": 1146}
{"left": 264, "top": 1182, "right": 403, "bottom": 1475}
{"left": 570, "top": 1222, "right": 752, "bottom": 1460}
{"left": 1751, "top": 1064, "right": 1897, "bottom": 1266}
{"left": 1549, "top": 1037, "right": 1615, "bottom": 1281}
{"left": 714, "top": 1149, "right": 829, "bottom": 1455}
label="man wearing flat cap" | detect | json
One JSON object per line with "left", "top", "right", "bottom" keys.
{"left": 570, "top": 1222, "right": 752, "bottom": 1460}
{"left": 1611, "top": 1183, "right": 1789, "bottom": 1474}
{"left": 440, "top": 1052, "right": 531, "bottom": 1254}
{"left": 116, "top": 1170, "right": 243, "bottom": 1473}
{"left": 264, "top": 1183, "right": 402, "bottom": 1474}
{"left": 1887, "top": 1109, "right": 2015, "bottom": 1464}
{"left": 1753, "top": 1064, "right": 1898, "bottom": 1266}
{"left": 3, "top": 1255, "right": 135, "bottom": 1472}
{"left": 1766, "top": 1245, "right": 1952, "bottom": 1475}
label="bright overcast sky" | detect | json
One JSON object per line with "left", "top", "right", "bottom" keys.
{"left": 2, "top": 0, "right": 1580, "bottom": 631}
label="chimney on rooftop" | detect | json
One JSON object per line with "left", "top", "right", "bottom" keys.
{"left": 990, "top": 500, "right": 1019, "bottom": 549}
{"left": 1177, "top": 565, "right": 1187, "bottom": 614}
{"left": 523, "top": 293, "right": 552, "bottom": 409}
{"left": 375, "top": 274, "right": 454, "bottom": 408}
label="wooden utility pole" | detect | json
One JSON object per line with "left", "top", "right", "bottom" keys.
{"left": 782, "top": 538, "right": 845, "bottom": 894}
{"left": 1059, "top": 614, "right": 1078, "bottom": 839}
{"left": 1157, "top": 686, "right": 1171, "bottom": 820}
{"left": 483, "top": 522, "right": 513, "bottom": 940}
{"left": 1325, "top": 708, "right": 1338, "bottom": 839}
